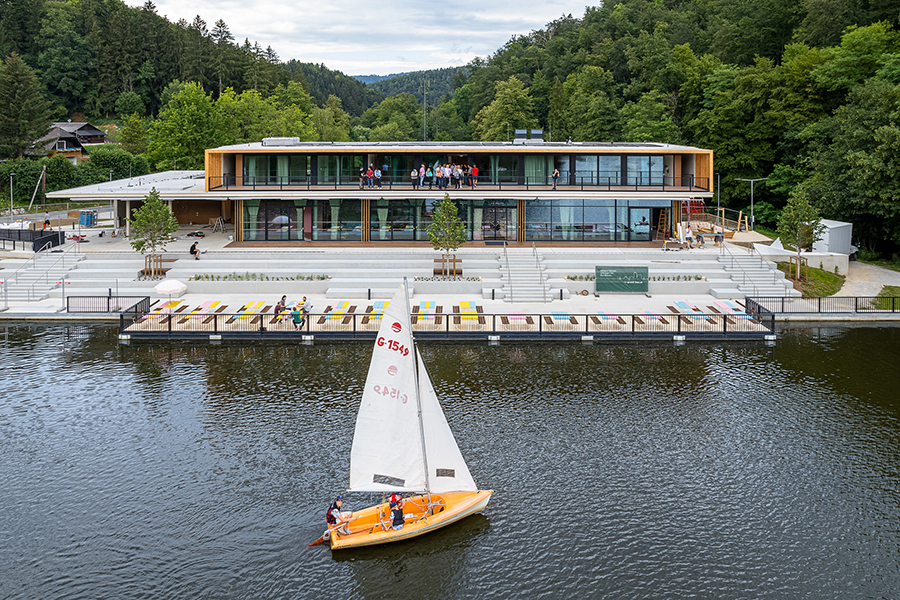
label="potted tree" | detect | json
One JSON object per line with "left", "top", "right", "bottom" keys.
{"left": 426, "top": 194, "right": 467, "bottom": 279}
{"left": 127, "top": 187, "right": 179, "bottom": 279}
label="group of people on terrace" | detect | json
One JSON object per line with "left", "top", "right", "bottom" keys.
{"left": 410, "top": 163, "right": 479, "bottom": 191}
{"left": 357, "top": 163, "right": 481, "bottom": 190}
{"left": 357, "top": 162, "right": 565, "bottom": 191}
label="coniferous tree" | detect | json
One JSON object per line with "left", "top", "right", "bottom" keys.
{"left": 0, "top": 53, "right": 53, "bottom": 159}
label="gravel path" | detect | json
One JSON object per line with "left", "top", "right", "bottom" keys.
{"left": 835, "top": 261, "right": 900, "bottom": 296}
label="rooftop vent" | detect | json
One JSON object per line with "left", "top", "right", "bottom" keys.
{"left": 527, "top": 129, "right": 544, "bottom": 143}
{"left": 513, "top": 129, "right": 528, "bottom": 144}
{"left": 262, "top": 137, "right": 301, "bottom": 146}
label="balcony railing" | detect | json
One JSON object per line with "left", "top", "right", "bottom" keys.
{"left": 207, "top": 174, "right": 710, "bottom": 193}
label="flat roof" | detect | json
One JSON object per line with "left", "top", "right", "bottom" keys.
{"left": 208, "top": 140, "right": 711, "bottom": 154}
{"left": 46, "top": 170, "right": 205, "bottom": 199}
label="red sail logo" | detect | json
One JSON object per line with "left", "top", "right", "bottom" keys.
{"left": 391, "top": 322, "right": 402, "bottom": 333}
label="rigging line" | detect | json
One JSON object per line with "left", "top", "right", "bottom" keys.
{"left": 404, "top": 277, "right": 432, "bottom": 511}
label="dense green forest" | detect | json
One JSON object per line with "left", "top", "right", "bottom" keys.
{"left": 2, "top": 0, "right": 900, "bottom": 251}
{"left": 369, "top": 67, "right": 462, "bottom": 105}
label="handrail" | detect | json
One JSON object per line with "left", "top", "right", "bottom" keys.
{"left": 503, "top": 243, "right": 513, "bottom": 303}
{"left": 718, "top": 243, "right": 791, "bottom": 296}
{"left": 119, "top": 309, "right": 775, "bottom": 338}
{"left": 532, "top": 242, "right": 547, "bottom": 303}
{"left": 20, "top": 242, "right": 82, "bottom": 301}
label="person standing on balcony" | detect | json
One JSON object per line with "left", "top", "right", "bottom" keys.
{"left": 419, "top": 164, "right": 425, "bottom": 188}
{"left": 471, "top": 165, "right": 479, "bottom": 189}
{"left": 374, "top": 167, "right": 382, "bottom": 189}
{"left": 552, "top": 168, "right": 560, "bottom": 190}
{"left": 410, "top": 168, "right": 419, "bottom": 190}
{"left": 366, "top": 165, "right": 374, "bottom": 189}
{"left": 358, "top": 165, "right": 366, "bottom": 189}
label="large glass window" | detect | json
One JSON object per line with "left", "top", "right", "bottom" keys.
{"left": 584, "top": 200, "right": 615, "bottom": 242}
{"left": 599, "top": 156, "right": 621, "bottom": 186}
{"left": 552, "top": 199, "right": 584, "bottom": 241}
{"left": 242, "top": 199, "right": 304, "bottom": 240}
{"left": 525, "top": 200, "right": 552, "bottom": 241}
{"left": 311, "top": 199, "right": 361, "bottom": 240}
{"left": 626, "top": 156, "right": 664, "bottom": 185}
{"left": 488, "top": 154, "right": 518, "bottom": 184}
{"left": 574, "top": 155, "right": 597, "bottom": 185}
{"left": 524, "top": 155, "right": 549, "bottom": 186}
{"left": 243, "top": 155, "right": 309, "bottom": 186}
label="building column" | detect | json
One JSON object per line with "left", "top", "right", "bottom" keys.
{"left": 125, "top": 199, "right": 131, "bottom": 236}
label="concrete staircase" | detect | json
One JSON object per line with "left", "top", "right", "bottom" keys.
{"left": 712, "top": 254, "right": 800, "bottom": 298}
{"left": 498, "top": 249, "right": 553, "bottom": 303}
{"left": 2, "top": 251, "right": 86, "bottom": 301}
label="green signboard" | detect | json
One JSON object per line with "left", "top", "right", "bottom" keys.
{"left": 595, "top": 266, "right": 649, "bottom": 293}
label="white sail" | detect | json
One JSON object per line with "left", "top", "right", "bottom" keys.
{"left": 348, "top": 286, "right": 427, "bottom": 492}
{"left": 417, "top": 353, "right": 478, "bottom": 493}
{"left": 348, "top": 283, "right": 478, "bottom": 494}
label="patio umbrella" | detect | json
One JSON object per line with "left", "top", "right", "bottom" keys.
{"left": 153, "top": 279, "right": 187, "bottom": 302}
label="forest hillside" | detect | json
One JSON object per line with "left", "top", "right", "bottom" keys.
{"left": 1, "top": 0, "right": 899, "bottom": 251}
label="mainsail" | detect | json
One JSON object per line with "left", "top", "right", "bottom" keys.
{"left": 348, "top": 285, "right": 476, "bottom": 494}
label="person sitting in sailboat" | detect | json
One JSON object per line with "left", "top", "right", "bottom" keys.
{"left": 324, "top": 495, "right": 353, "bottom": 539}
{"left": 389, "top": 494, "right": 405, "bottom": 531}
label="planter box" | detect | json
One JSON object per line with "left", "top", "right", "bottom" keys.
{"left": 412, "top": 280, "right": 484, "bottom": 295}
{"left": 187, "top": 280, "right": 331, "bottom": 295}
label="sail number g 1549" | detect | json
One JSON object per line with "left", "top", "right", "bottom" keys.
{"left": 376, "top": 337, "right": 409, "bottom": 356}
{"left": 373, "top": 384, "right": 408, "bottom": 404}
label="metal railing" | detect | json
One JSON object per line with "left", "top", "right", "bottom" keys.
{"left": 120, "top": 310, "right": 774, "bottom": 339}
{"left": 532, "top": 242, "right": 547, "bottom": 303}
{"left": 503, "top": 244, "right": 513, "bottom": 303}
{"left": 207, "top": 174, "right": 711, "bottom": 193}
{"left": 747, "top": 296, "right": 900, "bottom": 314}
{"left": 11, "top": 244, "right": 78, "bottom": 302}
{"left": 68, "top": 295, "right": 151, "bottom": 313}
{"left": 718, "top": 243, "right": 790, "bottom": 296}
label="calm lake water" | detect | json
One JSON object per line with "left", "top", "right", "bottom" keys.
{"left": 0, "top": 323, "right": 898, "bottom": 599}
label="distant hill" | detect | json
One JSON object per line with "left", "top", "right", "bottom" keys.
{"left": 283, "top": 61, "right": 384, "bottom": 116}
{"left": 368, "top": 68, "right": 464, "bottom": 105}
{"left": 352, "top": 72, "right": 414, "bottom": 85}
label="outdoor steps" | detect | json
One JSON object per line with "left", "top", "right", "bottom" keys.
{"left": 2, "top": 253, "right": 87, "bottom": 301}
{"left": 717, "top": 254, "right": 801, "bottom": 298}
{"left": 495, "top": 251, "right": 554, "bottom": 302}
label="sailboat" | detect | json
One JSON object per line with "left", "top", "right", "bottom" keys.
{"left": 326, "top": 281, "right": 493, "bottom": 550}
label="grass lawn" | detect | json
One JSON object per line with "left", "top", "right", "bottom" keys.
{"left": 871, "top": 285, "right": 900, "bottom": 310}
{"left": 777, "top": 261, "right": 846, "bottom": 297}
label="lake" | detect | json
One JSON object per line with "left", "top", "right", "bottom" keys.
{"left": 0, "top": 323, "right": 897, "bottom": 599}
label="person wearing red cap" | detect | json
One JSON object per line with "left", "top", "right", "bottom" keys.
{"left": 389, "top": 494, "right": 405, "bottom": 531}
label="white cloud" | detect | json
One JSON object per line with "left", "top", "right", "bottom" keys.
{"left": 129, "top": 0, "right": 582, "bottom": 74}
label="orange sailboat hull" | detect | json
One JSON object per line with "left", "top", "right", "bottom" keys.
{"left": 329, "top": 490, "right": 493, "bottom": 550}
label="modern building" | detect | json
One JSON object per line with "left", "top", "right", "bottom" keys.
{"left": 50, "top": 138, "right": 714, "bottom": 244}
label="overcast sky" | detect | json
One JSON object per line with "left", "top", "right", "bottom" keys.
{"left": 131, "top": 0, "right": 581, "bottom": 76}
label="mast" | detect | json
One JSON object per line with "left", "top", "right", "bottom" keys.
{"left": 404, "top": 277, "right": 431, "bottom": 498}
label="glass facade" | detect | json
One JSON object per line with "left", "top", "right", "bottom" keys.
{"left": 525, "top": 199, "right": 669, "bottom": 242}
{"left": 242, "top": 197, "right": 671, "bottom": 243}
{"left": 231, "top": 152, "right": 698, "bottom": 189}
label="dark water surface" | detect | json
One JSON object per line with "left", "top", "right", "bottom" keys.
{"left": 0, "top": 324, "right": 898, "bottom": 599}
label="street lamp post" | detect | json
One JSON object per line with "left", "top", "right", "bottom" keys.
{"left": 9, "top": 173, "right": 14, "bottom": 224}
{"left": 735, "top": 177, "right": 768, "bottom": 231}
{"left": 109, "top": 169, "right": 113, "bottom": 182}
